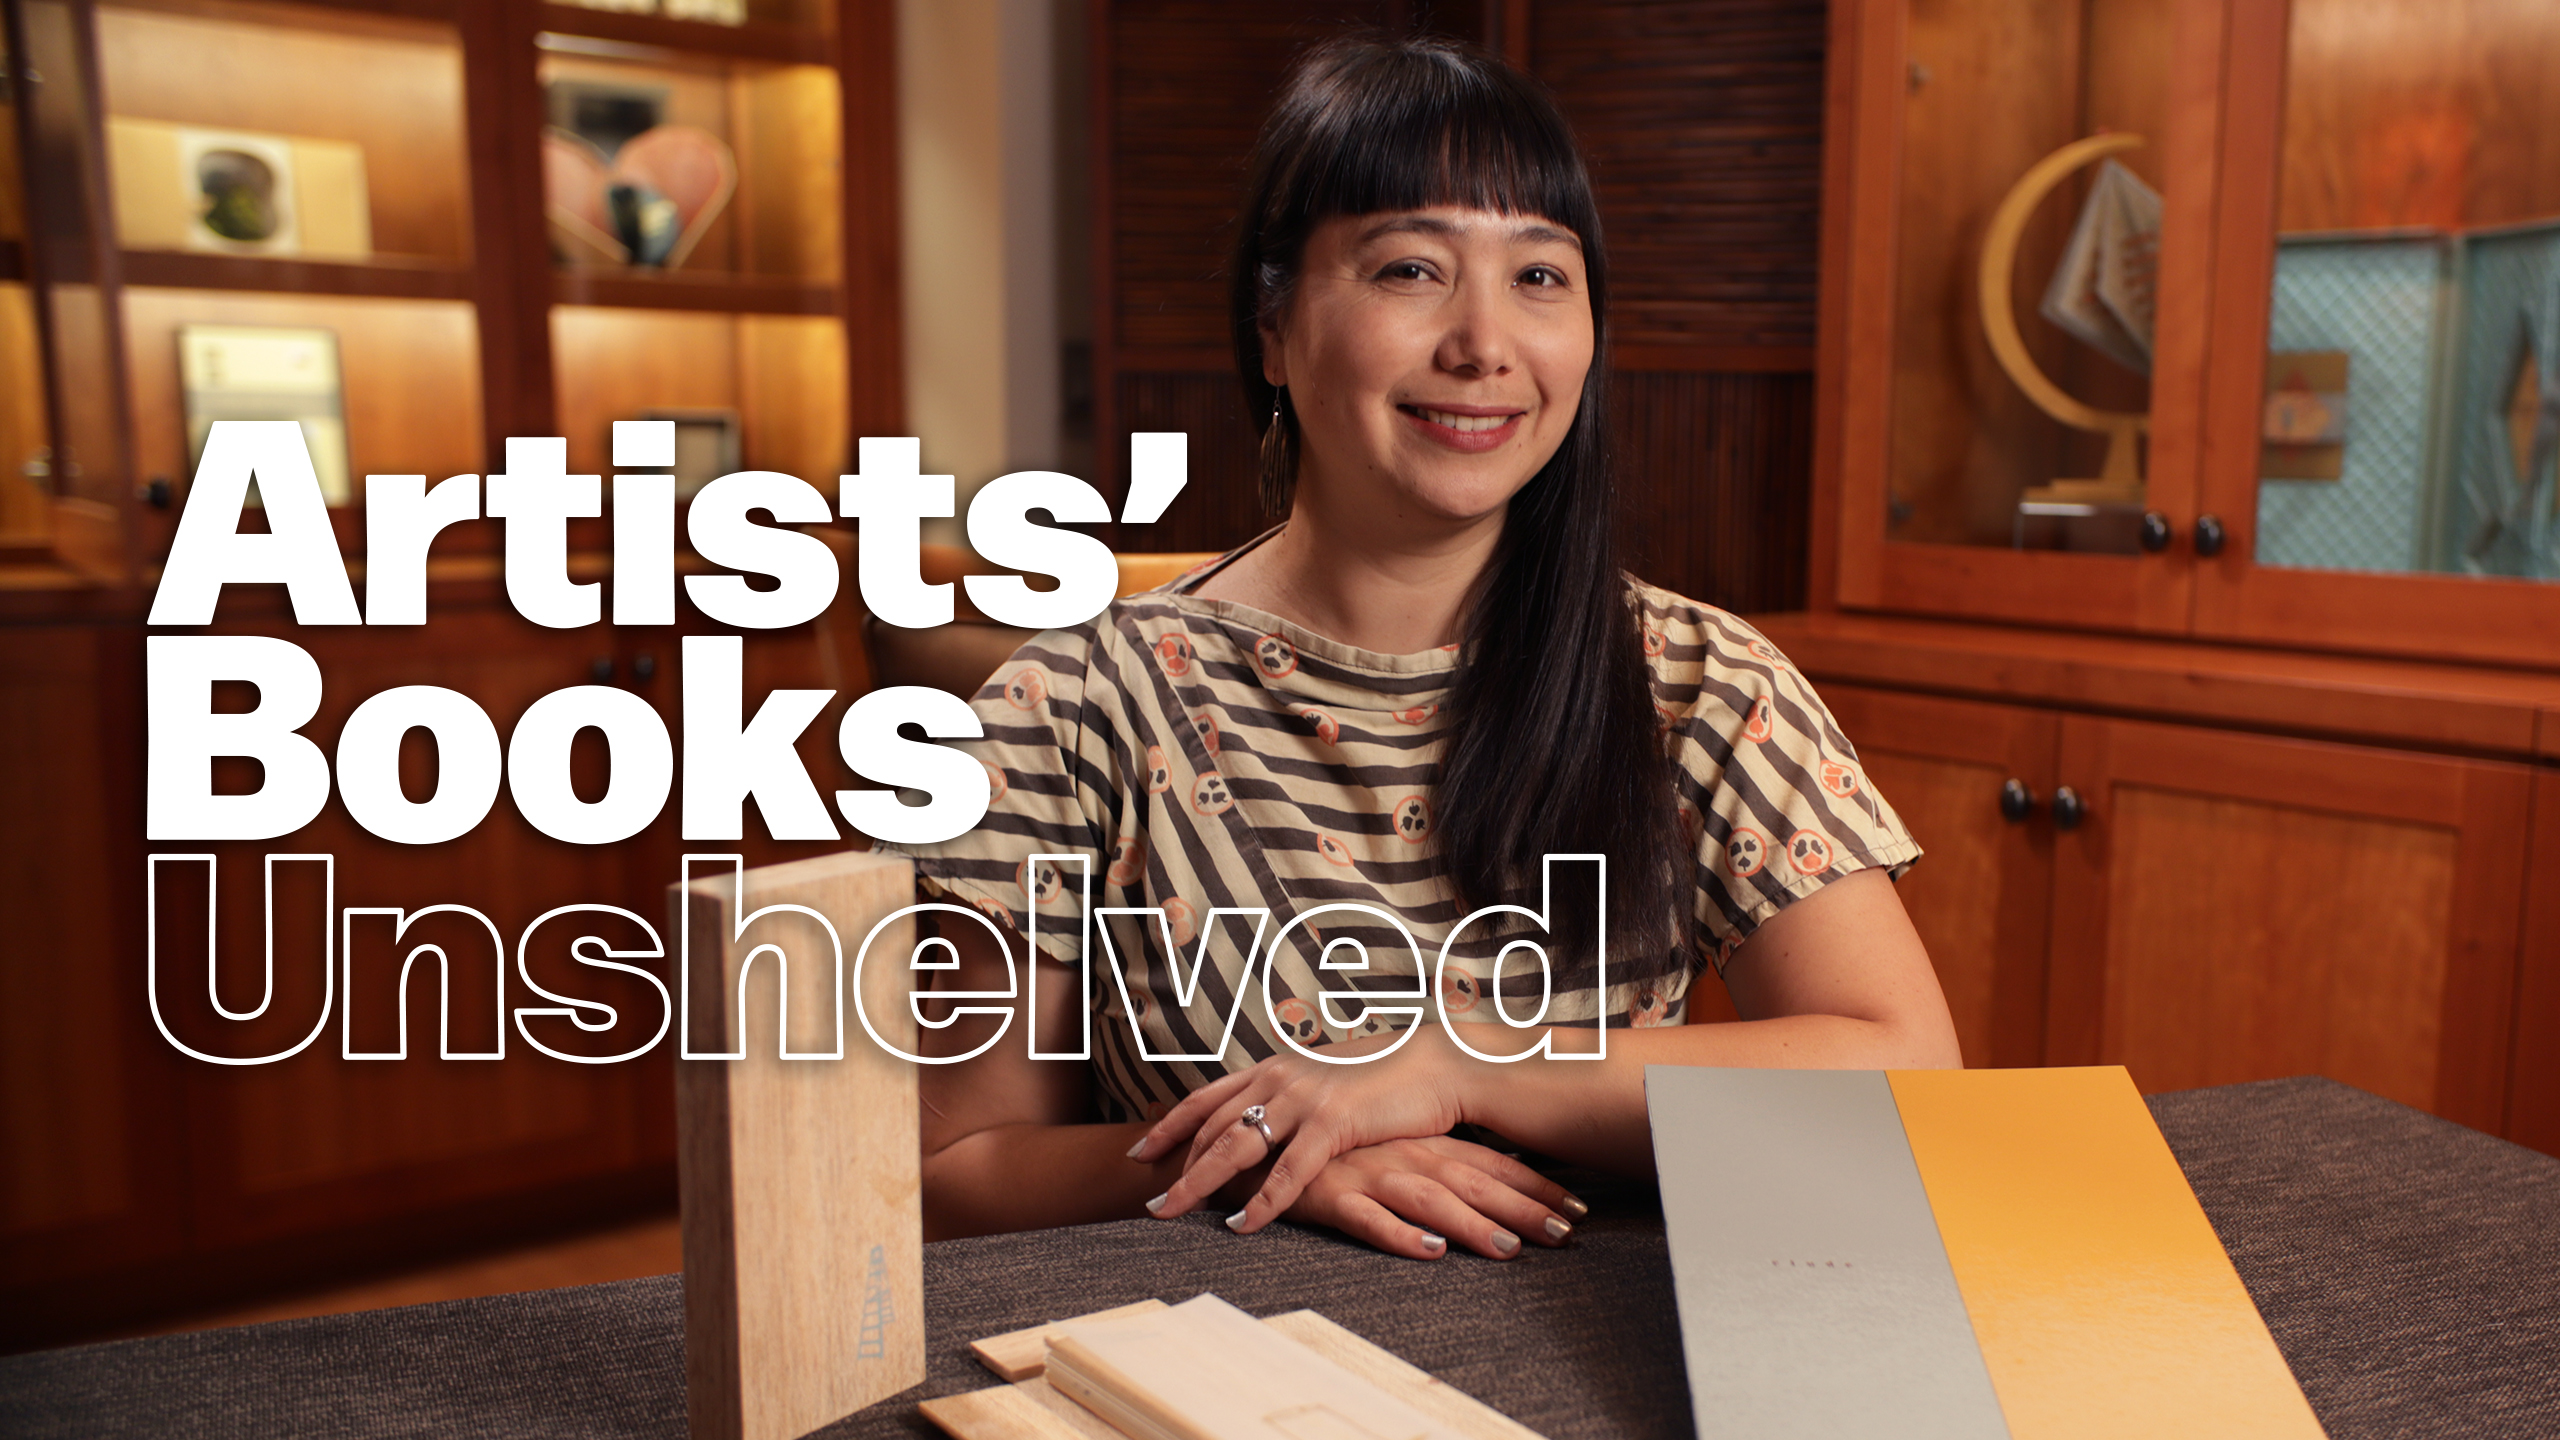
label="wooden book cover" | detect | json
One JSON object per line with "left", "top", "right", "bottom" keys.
{"left": 675, "top": 851, "right": 924, "bottom": 1440}
{"left": 1646, "top": 1065, "right": 2325, "bottom": 1440}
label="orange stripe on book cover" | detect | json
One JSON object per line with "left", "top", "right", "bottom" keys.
{"left": 1886, "top": 1067, "right": 2327, "bottom": 1440}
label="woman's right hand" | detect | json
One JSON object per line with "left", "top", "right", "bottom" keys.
{"left": 1270, "top": 1135, "right": 1586, "bottom": 1261}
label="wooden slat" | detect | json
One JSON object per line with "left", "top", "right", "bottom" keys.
{"left": 1528, "top": 0, "right": 1827, "bottom": 354}
{"left": 2509, "top": 769, "right": 2560, "bottom": 1155}
{"left": 970, "top": 1299, "right": 1170, "bottom": 1383}
{"left": 675, "top": 850, "right": 924, "bottom": 1440}
{"left": 930, "top": 1304, "right": 1545, "bottom": 1440}
{"left": 1749, "top": 609, "right": 2560, "bottom": 760}
{"left": 1611, "top": 369, "right": 1813, "bottom": 613}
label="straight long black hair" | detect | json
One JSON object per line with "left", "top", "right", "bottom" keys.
{"left": 1229, "top": 34, "right": 1689, "bottom": 982}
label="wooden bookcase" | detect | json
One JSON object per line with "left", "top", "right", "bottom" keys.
{"left": 0, "top": 0, "right": 895, "bottom": 1349}
{"left": 1778, "top": 0, "right": 2560, "bottom": 1152}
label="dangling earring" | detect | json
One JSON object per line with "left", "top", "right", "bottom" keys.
{"left": 1257, "top": 385, "right": 1296, "bottom": 517}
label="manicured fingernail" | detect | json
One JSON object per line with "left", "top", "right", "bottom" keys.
{"left": 1225, "top": 1210, "right": 1250, "bottom": 1232}
{"left": 1491, "top": 1230, "right": 1520, "bottom": 1257}
{"left": 1126, "top": 1137, "right": 1150, "bottom": 1159}
{"left": 1559, "top": 1194, "right": 1589, "bottom": 1220}
{"left": 1144, "top": 1192, "right": 1169, "bottom": 1216}
{"left": 1544, "top": 1216, "right": 1573, "bottom": 1242}
{"left": 1419, "top": 1233, "right": 1446, "bottom": 1256}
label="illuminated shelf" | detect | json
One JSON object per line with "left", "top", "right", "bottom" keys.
{"left": 551, "top": 268, "right": 835, "bottom": 315}
{"left": 535, "top": 5, "right": 830, "bottom": 65}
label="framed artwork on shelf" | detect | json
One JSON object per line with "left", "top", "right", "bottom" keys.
{"left": 641, "top": 408, "right": 740, "bottom": 496}
{"left": 180, "top": 325, "right": 351, "bottom": 505}
{"left": 107, "top": 119, "right": 372, "bottom": 260}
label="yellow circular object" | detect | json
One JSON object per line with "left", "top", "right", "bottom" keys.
{"left": 1978, "top": 133, "right": 2150, "bottom": 442}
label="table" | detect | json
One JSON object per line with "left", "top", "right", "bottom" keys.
{"left": 4, "top": 1077, "right": 2556, "bottom": 1439}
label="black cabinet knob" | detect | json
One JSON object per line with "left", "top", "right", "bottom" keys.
{"left": 589, "top": 656, "right": 615, "bottom": 684}
{"left": 631, "top": 651, "right": 658, "bottom": 684}
{"left": 1999, "top": 778, "right": 2035, "bottom": 823}
{"left": 2139, "top": 511, "right": 2173, "bottom": 552}
{"left": 2194, "top": 514, "right": 2227, "bottom": 557}
{"left": 2052, "top": 785, "right": 2087, "bottom": 831}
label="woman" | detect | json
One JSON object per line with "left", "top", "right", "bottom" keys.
{"left": 888, "top": 34, "right": 1959, "bottom": 1262}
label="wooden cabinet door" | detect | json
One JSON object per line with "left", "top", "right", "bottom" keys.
{"left": 2047, "top": 715, "right": 2532, "bottom": 1131}
{"left": 2510, "top": 767, "right": 2560, "bottom": 1157}
{"left": 173, "top": 606, "right": 676, "bottom": 1256}
{"left": 1823, "top": 685, "right": 2059, "bottom": 1068}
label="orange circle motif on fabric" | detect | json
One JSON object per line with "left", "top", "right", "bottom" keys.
{"left": 1155, "top": 634, "right": 1193, "bottom": 677}
{"left": 1189, "top": 771, "right": 1235, "bottom": 817}
{"left": 1163, "top": 897, "right": 1197, "bottom": 947}
{"left": 972, "top": 896, "right": 1014, "bottom": 930}
{"left": 1316, "top": 833, "right": 1355, "bottom": 866}
{"left": 1643, "top": 626, "right": 1667, "bottom": 658}
{"left": 1392, "top": 795, "right": 1432, "bottom": 844}
{"left": 1440, "top": 969, "right": 1480, "bottom": 1014}
{"left": 1743, "top": 695, "right": 1774, "bottom": 744}
{"left": 1253, "top": 633, "right": 1298, "bottom": 679}
{"left": 1631, "top": 987, "right": 1670, "bottom": 1027}
{"left": 1393, "top": 704, "right": 1437, "bottom": 726}
{"left": 1005, "top": 666, "right": 1047, "bottom": 709}
{"left": 1727, "top": 827, "right": 1770, "bottom": 878}
{"left": 1191, "top": 710, "right": 1220, "bottom": 755}
{"left": 1819, "top": 760, "right": 1860, "bottom": 798}
{"left": 983, "top": 762, "right": 1009, "bottom": 805}
{"left": 1017, "top": 858, "right": 1064, "bottom": 907}
{"left": 1107, "top": 835, "right": 1146, "bottom": 888}
{"left": 1786, "top": 829, "right": 1835, "bottom": 875}
{"left": 1144, "top": 745, "right": 1171, "bottom": 794}
{"left": 1747, "top": 637, "right": 1789, "bottom": 668}
{"left": 1274, "top": 996, "right": 1323, "bottom": 1046}
{"left": 1297, "top": 705, "right": 1340, "bottom": 746}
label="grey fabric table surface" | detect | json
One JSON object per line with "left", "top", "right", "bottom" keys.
{"left": 5, "top": 1076, "right": 2556, "bottom": 1439}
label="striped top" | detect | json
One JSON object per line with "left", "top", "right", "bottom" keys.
{"left": 882, "top": 544, "right": 1921, "bottom": 1121}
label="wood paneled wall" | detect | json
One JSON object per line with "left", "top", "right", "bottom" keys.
{"left": 1092, "top": 0, "right": 1825, "bottom": 612}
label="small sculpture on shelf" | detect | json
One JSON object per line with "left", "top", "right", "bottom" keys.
{"left": 544, "top": 124, "right": 737, "bottom": 271}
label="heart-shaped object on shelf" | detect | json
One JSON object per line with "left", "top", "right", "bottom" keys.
{"left": 542, "top": 124, "right": 737, "bottom": 270}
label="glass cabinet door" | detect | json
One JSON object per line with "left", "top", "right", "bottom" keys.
{"left": 1825, "top": 0, "right": 2232, "bottom": 633}
{"left": 2192, "top": 0, "right": 2560, "bottom": 666}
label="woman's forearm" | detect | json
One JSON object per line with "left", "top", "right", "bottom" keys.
{"left": 923, "top": 1119, "right": 1183, "bottom": 1240}
{"left": 1469, "top": 1012, "right": 1959, "bottom": 1175}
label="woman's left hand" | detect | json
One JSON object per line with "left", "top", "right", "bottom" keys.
{"left": 1130, "top": 1023, "right": 1489, "bottom": 1232}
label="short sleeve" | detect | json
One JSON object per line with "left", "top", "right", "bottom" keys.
{"left": 874, "top": 624, "right": 1125, "bottom": 964}
{"left": 1644, "top": 597, "right": 1922, "bottom": 976}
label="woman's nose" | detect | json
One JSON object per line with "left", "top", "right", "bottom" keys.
{"left": 1434, "top": 280, "right": 1517, "bottom": 377}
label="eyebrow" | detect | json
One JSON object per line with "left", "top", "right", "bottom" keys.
{"left": 1354, "top": 215, "right": 1582, "bottom": 249}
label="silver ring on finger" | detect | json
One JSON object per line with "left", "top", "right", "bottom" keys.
{"left": 1239, "top": 1103, "right": 1276, "bottom": 1149}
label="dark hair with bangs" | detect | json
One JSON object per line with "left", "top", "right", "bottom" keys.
{"left": 1230, "top": 34, "right": 1689, "bottom": 983}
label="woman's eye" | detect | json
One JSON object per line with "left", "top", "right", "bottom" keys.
{"left": 1517, "top": 265, "right": 1568, "bottom": 289}
{"left": 1376, "top": 260, "right": 1436, "bottom": 284}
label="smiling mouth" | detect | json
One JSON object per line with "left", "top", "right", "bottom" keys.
{"left": 1399, "top": 404, "right": 1522, "bottom": 433}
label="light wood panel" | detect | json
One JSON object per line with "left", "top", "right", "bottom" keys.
{"left": 2047, "top": 715, "right": 2532, "bottom": 1129}
{"left": 1824, "top": 685, "right": 2057, "bottom": 1068}
{"left": 94, "top": 3, "right": 472, "bottom": 262}
{"left": 676, "top": 849, "right": 922, "bottom": 1440}
{"left": 120, "top": 287, "right": 484, "bottom": 506}
{"left": 552, "top": 306, "right": 847, "bottom": 481}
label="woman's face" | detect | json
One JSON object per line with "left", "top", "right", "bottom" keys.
{"left": 1264, "top": 205, "right": 1594, "bottom": 530}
